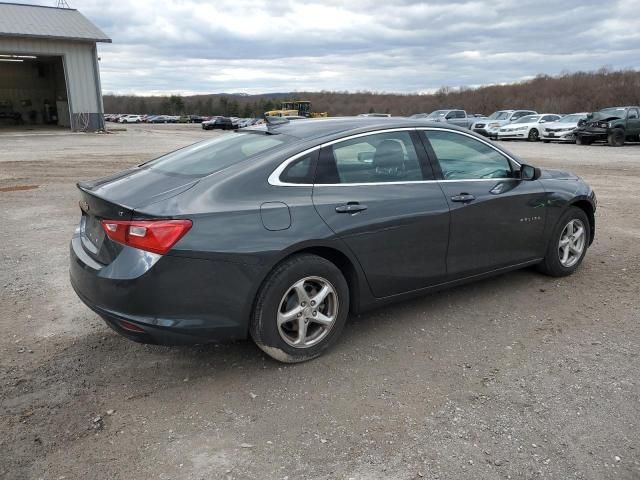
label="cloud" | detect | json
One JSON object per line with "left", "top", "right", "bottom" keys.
{"left": 11, "top": 0, "right": 640, "bottom": 94}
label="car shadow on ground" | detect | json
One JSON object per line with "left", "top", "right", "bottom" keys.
{"left": 40, "top": 267, "right": 549, "bottom": 379}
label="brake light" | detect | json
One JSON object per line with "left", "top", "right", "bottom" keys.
{"left": 101, "top": 219, "right": 192, "bottom": 255}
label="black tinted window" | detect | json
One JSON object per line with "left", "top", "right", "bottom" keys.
{"left": 280, "top": 153, "right": 316, "bottom": 184}
{"left": 145, "top": 133, "right": 287, "bottom": 176}
{"left": 424, "top": 131, "right": 514, "bottom": 180}
{"left": 316, "top": 131, "right": 423, "bottom": 184}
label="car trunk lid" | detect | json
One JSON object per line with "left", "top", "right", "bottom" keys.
{"left": 77, "top": 168, "right": 199, "bottom": 264}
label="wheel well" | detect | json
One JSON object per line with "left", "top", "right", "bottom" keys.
{"left": 281, "top": 247, "right": 361, "bottom": 314}
{"left": 570, "top": 200, "right": 595, "bottom": 244}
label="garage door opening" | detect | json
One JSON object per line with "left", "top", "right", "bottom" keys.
{"left": 0, "top": 54, "right": 71, "bottom": 131}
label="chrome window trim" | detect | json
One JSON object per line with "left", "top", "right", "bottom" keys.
{"left": 268, "top": 127, "right": 521, "bottom": 187}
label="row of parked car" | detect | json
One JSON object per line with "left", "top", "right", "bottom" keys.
{"left": 201, "top": 116, "right": 265, "bottom": 130}
{"left": 106, "top": 105, "right": 640, "bottom": 147}
{"left": 409, "top": 106, "right": 640, "bottom": 146}
{"left": 104, "top": 114, "right": 208, "bottom": 124}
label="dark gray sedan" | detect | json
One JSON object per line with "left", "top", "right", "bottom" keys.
{"left": 70, "top": 117, "right": 596, "bottom": 362}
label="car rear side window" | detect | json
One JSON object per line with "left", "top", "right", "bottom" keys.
{"left": 279, "top": 152, "right": 317, "bottom": 184}
{"left": 315, "top": 131, "right": 424, "bottom": 184}
{"left": 423, "top": 130, "right": 514, "bottom": 180}
{"left": 144, "top": 133, "right": 288, "bottom": 176}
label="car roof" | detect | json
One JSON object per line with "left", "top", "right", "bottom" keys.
{"left": 246, "top": 116, "right": 464, "bottom": 141}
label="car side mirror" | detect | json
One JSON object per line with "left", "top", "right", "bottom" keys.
{"left": 520, "top": 164, "right": 541, "bottom": 181}
{"left": 539, "top": 120, "right": 546, "bottom": 123}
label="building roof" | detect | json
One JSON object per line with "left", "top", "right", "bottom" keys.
{"left": 0, "top": 2, "right": 111, "bottom": 43}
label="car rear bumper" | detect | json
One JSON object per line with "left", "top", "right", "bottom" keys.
{"left": 69, "top": 234, "right": 258, "bottom": 345}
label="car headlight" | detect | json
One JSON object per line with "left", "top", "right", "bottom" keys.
{"left": 488, "top": 123, "right": 500, "bottom": 128}
{"left": 515, "top": 126, "right": 528, "bottom": 131}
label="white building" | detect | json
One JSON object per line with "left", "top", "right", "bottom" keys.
{"left": 0, "top": 2, "right": 111, "bottom": 131}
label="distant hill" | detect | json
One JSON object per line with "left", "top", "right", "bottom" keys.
{"left": 103, "top": 68, "right": 640, "bottom": 117}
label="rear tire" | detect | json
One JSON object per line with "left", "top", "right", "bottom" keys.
{"left": 250, "top": 254, "right": 349, "bottom": 363}
{"left": 537, "top": 207, "right": 590, "bottom": 277}
{"left": 607, "top": 128, "right": 625, "bottom": 147}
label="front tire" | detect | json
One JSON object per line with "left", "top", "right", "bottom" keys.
{"left": 528, "top": 128, "right": 539, "bottom": 142}
{"left": 250, "top": 254, "right": 349, "bottom": 363}
{"left": 607, "top": 128, "right": 625, "bottom": 147}
{"left": 576, "top": 135, "right": 592, "bottom": 145}
{"left": 537, "top": 207, "right": 590, "bottom": 277}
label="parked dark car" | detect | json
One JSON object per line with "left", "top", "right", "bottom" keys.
{"left": 70, "top": 118, "right": 596, "bottom": 362}
{"left": 212, "top": 116, "right": 237, "bottom": 130}
{"left": 149, "top": 115, "right": 173, "bottom": 124}
{"left": 575, "top": 106, "right": 640, "bottom": 146}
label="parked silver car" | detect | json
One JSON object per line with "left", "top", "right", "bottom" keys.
{"left": 542, "top": 113, "right": 588, "bottom": 143}
{"left": 472, "top": 110, "right": 537, "bottom": 139}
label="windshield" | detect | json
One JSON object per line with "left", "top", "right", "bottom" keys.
{"left": 488, "top": 111, "right": 511, "bottom": 120}
{"left": 591, "top": 107, "right": 627, "bottom": 120}
{"left": 559, "top": 114, "right": 586, "bottom": 123}
{"left": 427, "top": 110, "right": 448, "bottom": 118}
{"left": 144, "top": 133, "right": 289, "bottom": 176}
{"left": 514, "top": 115, "right": 540, "bottom": 124}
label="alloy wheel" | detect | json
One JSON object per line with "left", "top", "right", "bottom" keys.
{"left": 558, "top": 219, "right": 586, "bottom": 267}
{"left": 277, "top": 276, "right": 339, "bottom": 348}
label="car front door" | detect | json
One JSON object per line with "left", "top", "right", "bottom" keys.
{"left": 312, "top": 130, "right": 450, "bottom": 297}
{"left": 627, "top": 108, "right": 640, "bottom": 137}
{"left": 420, "top": 129, "right": 547, "bottom": 278}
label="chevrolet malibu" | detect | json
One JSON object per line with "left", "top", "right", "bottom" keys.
{"left": 70, "top": 117, "right": 596, "bottom": 363}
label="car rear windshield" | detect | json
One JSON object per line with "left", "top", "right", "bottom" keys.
{"left": 143, "top": 132, "right": 289, "bottom": 176}
{"left": 488, "top": 111, "right": 510, "bottom": 120}
{"left": 514, "top": 115, "right": 540, "bottom": 123}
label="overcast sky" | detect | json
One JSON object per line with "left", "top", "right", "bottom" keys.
{"left": 14, "top": 0, "right": 640, "bottom": 95}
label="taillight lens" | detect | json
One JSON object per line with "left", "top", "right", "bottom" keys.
{"left": 101, "top": 219, "right": 192, "bottom": 255}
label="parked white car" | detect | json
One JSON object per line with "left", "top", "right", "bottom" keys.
{"left": 497, "top": 114, "right": 562, "bottom": 141}
{"left": 541, "top": 113, "right": 588, "bottom": 143}
{"left": 118, "top": 114, "right": 143, "bottom": 123}
{"left": 471, "top": 110, "right": 537, "bottom": 139}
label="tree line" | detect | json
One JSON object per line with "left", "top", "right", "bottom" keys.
{"left": 103, "top": 68, "right": 640, "bottom": 117}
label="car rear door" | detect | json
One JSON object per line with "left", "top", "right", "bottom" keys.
{"left": 420, "top": 129, "right": 547, "bottom": 278}
{"left": 311, "top": 129, "right": 450, "bottom": 297}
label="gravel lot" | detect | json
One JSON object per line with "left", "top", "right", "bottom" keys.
{"left": 1, "top": 123, "right": 638, "bottom": 480}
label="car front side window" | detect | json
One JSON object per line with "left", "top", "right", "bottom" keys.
{"left": 315, "top": 131, "right": 424, "bottom": 184}
{"left": 423, "top": 130, "right": 514, "bottom": 180}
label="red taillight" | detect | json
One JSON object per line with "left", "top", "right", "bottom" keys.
{"left": 119, "top": 320, "right": 145, "bottom": 333}
{"left": 101, "top": 219, "right": 192, "bottom": 255}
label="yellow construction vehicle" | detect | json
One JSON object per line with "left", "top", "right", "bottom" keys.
{"left": 264, "top": 100, "right": 328, "bottom": 118}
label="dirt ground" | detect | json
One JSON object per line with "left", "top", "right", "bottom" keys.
{"left": 1, "top": 123, "right": 638, "bottom": 480}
